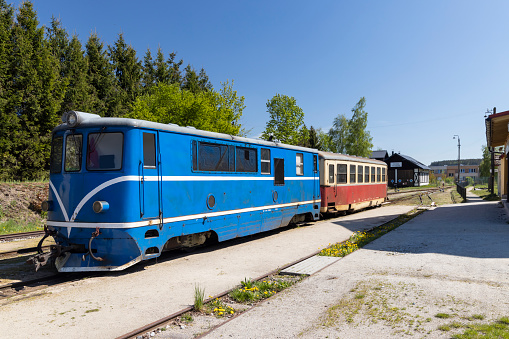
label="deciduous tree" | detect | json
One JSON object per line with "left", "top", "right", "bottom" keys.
{"left": 261, "top": 94, "right": 305, "bottom": 145}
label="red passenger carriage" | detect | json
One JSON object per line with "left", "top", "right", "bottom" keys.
{"left": 319, "top": 152, "right": 387, "bottom": 213}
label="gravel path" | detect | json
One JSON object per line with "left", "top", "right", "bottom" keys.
{"left": 0, "top": 205, "right": 413, "bottom": 338}
{"left": 204, "top": 192, "right": 509, "bottom": 338}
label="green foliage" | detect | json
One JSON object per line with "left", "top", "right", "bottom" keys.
{"left": 129, "top": 80, "right": 244, "bottom": 136}
{"left": 261, "top": 94, "right": 306, "bottom": 145}
{"left": 479, "top": 145, "right": 491, "bottom": 178}
{"left": 0, "top": 1, "right": 234, "bottom": 181}
{"left": 193, "top": 284, "right": 205, "bottom": 312}
{"left": 328, "top": 97, "right": 373, "bottom": 157}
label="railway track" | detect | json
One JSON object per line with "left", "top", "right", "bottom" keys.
{"left": 0, "top": 230, "right": 44, "bottom": 242}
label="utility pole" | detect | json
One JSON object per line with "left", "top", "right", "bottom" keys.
{"left": 453, "top": 135, "right": 460, "bottom": 183}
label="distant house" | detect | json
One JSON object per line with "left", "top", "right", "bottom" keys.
{"left": 429, "top": 159, "right": 481, "bottom": 182}
{"left": 385, "top": 153, "right": 430, "bottom": 187}
{"left": 370, "top": 150, "right": 389, "bottom": 162}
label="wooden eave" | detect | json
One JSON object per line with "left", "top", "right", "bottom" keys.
{"left": 486, "top": 110, "right": 509, "bottom": 147}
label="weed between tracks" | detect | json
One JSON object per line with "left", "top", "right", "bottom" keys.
{"left": 319, "top": 208, "right": 424, "bottom": 258}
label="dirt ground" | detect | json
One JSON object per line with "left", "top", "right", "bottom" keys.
{"left": 0, "top": 182, "right": 47, "bottom": 228}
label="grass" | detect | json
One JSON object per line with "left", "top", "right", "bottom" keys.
{"left": 229, "top": 277, "right": 296, "bottom": 303}
{"left": 0, "top": 219, "right": 43, "bottom": 235}
{"left": 452, "top": 317, "right": 509, "bottom": 338}
{"left": 470, "top": 187, "right": 500, "bottom": 201}
{"left": 319, "top": 209, "right": 424, "bottom": 258}
{"left": 194, "top": 284, "right": 205, "bottom": 312}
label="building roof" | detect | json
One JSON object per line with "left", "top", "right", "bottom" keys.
{"left": 387, "top": 153, "right": 430, "bottom": 170}
{"left": 370, "top": 150, "right": 388, "bottom": 160}
{"left": 485, "top": 109, "right": 509, "bottom": 147}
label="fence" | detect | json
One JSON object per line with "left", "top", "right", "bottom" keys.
{"left": 456, "top": 183, "right": 466, "bottom": 200}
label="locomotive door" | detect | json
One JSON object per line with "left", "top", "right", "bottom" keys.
{"left": 140, "top": 131, "right": 163, "bottom": 229}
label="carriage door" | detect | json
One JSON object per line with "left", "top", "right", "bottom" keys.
{"left": 140, "top": 131, "right": 163, "bottom": 229}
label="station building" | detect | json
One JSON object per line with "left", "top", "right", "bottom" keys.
{"left": 384, "top": 152, "right": 430, "bottom": 188}
{"left": 485, "top": 108, "right": 509, "bottom": 198}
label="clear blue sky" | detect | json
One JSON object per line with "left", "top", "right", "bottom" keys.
{"left": 11, "top": 0, "right": 509, "bottom": 165}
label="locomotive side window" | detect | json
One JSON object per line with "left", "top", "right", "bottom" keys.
{"left": 261, "top": 148, "right": 271, "bottom": 174}
{"left": 274, "top": 158, "right": 285, "bottom": 185}
{"left": 313, "top": 155, "right": 318, "bottom": 173}
{"left": 371, "top": 167, "right": 376, "bottom": 182}
{"left": 365, "top": 166, "right": 370, "bottom": 183}
{"left": 87, "top": 132, "right": 123, "bottom": 171}
{"left": 50, "top": 136, "right": 63, "bottom": 174}
{"left": 382, "top": 167, "right": 386, "bottom": 182}
{"left": 350, "top": 164, "right": 356, "bottom": 183}
{"left": 377, "top": 167, "right": 381, "bottom": 182}
{"left": 236, "top": 147, "right": 257, "bottom": 172}
{"left": 358, "top": 165, "right": 363, "bottom": 183}
{"left": 328, "top": 164, "right": 335, "bottom": 183}
{"left": 142, "top": 133, "right": 156, "bottom": 168}
{"left": 337, "top": 164, "right": 347, "bottom": 184}
{"left": 198, "top": 142, "right": 234, "bottom": 172}
{"left": 296, "top": 153, "right": 303, "bottom": 175}
{"left": 64, "top": 134, "right": 83, "bottom": 172}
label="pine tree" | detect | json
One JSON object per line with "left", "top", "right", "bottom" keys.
{"left": 108, "top": 32, "right": 142, "bottom": 116}
{"left": 5, "top": 2, "right": 64, "bottom": 180}
{"left": 167, "top": 51, "right": 182, "bottom": 85}
{"left": 153, "top": 47, "right": 169, "bottom": 84}
{"left": 141, "top": 48, "right": 155, "bottom": 91}
{"left": 181, "top": 64, "right": 200, "bottom": 93}
{"left": 85, "top": 32, "right": 115, "bottom": 116}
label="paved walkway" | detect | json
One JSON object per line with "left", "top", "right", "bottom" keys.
{"left": 204, "top": 191, "right": 509, "bottom": 338}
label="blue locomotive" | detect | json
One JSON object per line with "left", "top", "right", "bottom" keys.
{"left": 32, "top": 111, "right": 320, "bottom": 272}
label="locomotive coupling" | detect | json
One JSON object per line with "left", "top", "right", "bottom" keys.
{"left": 26, "top": 244, "right": 80, "bottom": 272}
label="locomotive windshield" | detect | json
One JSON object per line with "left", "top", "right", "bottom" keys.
{"left": 86, "top": 132, "right": 123, "bottom": 170}
{"left": 50, "top": 136, "right": 63, "bottom": 174}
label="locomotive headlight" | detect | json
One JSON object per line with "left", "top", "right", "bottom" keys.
{"left": 65, "top": 111, "right": 79, "bottom": 127}
{"left": 93, "top": 201, "right": 109, "bottom": 213}
{"left": 41, "top": 200, "right": 53, "bottom": 212}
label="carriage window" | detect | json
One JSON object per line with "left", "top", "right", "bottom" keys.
{"left": 142, "top": 133, "right": 156, "bottom": 168}
{"left": 358, "top": 165, "right": 363, "bottom": 183}
{"left": 87, "top": 132, "right": 123, "bottom": 171}
{"left": 350, "top": 164, "right": 356, "bottom": 183}
{"left": 328, "top": 164, "right": 335, "bottom": 183}
{"left": 371, "top": 167, "right": 376, "bottom": 182}
{"left": 382, "top": 167, "right": 386, "bottom": 182}
{"left": 236, "top": 147, "right": 257, "bottom": 172}
{"left": 337, "top": 164, "right": 347, "bottom": 184}
{"left": 365, "top": 166, "right": 370, "bottom": 183}
{"left": 261, "top": 148, "right": 271, "bottom": 174}
{"left": 64, "top": 134, "right": 82, "bottom": 172}
{"left": 377, "top": 167, "right": 381, "bottom": 182}
{"left": 274, "top": 158, "right": 285, "bottom": 185}
{"left": 50, "top": 136, "right": 63, "bottom": 174}
{"left": 197, "top": 142, "right": 234, "bottom": 172}
{"left": 296, "top": 153, "right": 303, "bottom": 175}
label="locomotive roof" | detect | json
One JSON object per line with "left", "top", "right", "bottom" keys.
{"left": 53, "top": 111, "right": 319, "bottom": 154}
{"left": 318, "top": 151, "right": 387, "bottom": 166}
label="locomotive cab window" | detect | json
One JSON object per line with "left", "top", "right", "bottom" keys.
{"left": 87, "top": 132, "right": 123, "bottom": 171}
{"left": 328, "top": 164, "right": 335, "bottom": 183}
{"left": 365, "top": 166, "right": 370, "bottom": 183}
{"left": 296, "top": 153, "right": 303, "bottom": 175}
{"left": 236, "top": 147, "right": 257, "bottom": 172}
{"left": 337, "top": 164, "right": 347, "bottom": 184}
{"left": 142, "top": 133, "right": 156, "bottom": 168}
{"left": 350, "top": 164, "right": 356, "bottom": 183}
{"left": 358, "top": 165, "right": 363, "bottom": 183}
{"left": 50, "top": 136, "right": 63, "bottom": 174}
{"left": 64, "top": 134, "right": 83, "bottom": 172}
{"left": 261, "top": 148, "right": 271, "bottom": 174}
